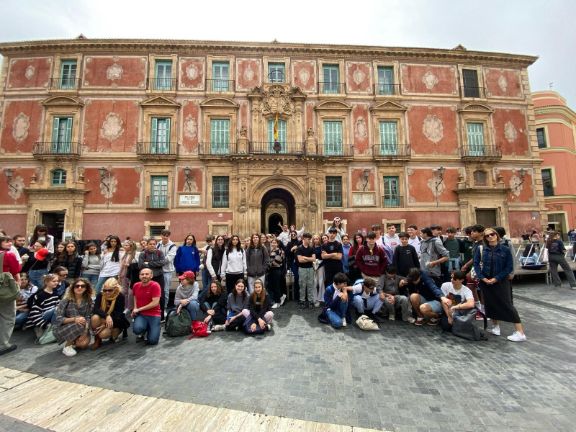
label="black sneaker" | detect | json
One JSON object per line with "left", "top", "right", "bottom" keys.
{"left": 298, "top": 301, "right": 307, "bottom": 309}
{"left": 0, "top": 344, "right": 17, "bottom": 356}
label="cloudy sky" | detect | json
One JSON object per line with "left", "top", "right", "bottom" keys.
{"left": 0, "top": 0, "right": 574, "bottom": 107}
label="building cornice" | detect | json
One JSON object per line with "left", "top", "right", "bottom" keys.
{"left": 0, "top": 38, "right": 538, "bottom": 67}
{"left": 534, "top": 105, "right": 576, "bottom": 123}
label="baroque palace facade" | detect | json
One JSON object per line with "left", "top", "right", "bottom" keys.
{"left": 0, "top": 37, "right": 545, "bottom": 241}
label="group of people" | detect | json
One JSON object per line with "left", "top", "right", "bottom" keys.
{"left": 0, "top": 218, "right": 535, "bottom": 358}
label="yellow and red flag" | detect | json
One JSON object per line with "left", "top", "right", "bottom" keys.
{"left": 273, "top": 112, "right": 279, "bottom": 144}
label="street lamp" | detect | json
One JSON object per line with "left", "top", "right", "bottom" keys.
{"left": 362, "top": 169, "right": 370, "bottom": 191}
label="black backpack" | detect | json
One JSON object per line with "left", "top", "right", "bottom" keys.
{"left": 441, "top": 308, "right": 488, "bottom": 341}
{"left": 165, "top": 309, "right": 192, "bottom": 337}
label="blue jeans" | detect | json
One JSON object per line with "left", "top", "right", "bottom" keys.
{"left": 327, "top": 300, "right": 348, "bottom": 329}
{"left": 201, "top": 268, "right": 211, "bottom": 296}
{"left": 352, "top": 295, "right": 384, "bottom": 314}
{"left": 28, "top": 269, "right": 48, "bottom": 290}
{"left": 448, "top": 257, "right": 461, "bottom": 273}
{"left": 180, "top": 300, "right": 200, "bottom": 320}
{"left": 133, "top": 314, "right": 161, "bottom": 345}
{"left": 82, "top": 273, "right": 99, "bottom": 286}
{"left": 42, "top": 307, "right": 56, "bottom": 325}
{"left": 15, "top": 311, "right": 29, "bottom": 329}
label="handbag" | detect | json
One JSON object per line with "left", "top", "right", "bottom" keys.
{"left": 451, "top": 308, "right": 487, "bottom": 341}
{"left": 37, "top": 324, "right": 57, "bottom": 345}
{"left": 189, "top": 320, "right": 210, "bottom": 338}
{"left": 355, "top": 314, "right": 379, "bottom": 331}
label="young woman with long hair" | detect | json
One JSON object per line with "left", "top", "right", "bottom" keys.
{"left": 200, "top": 280, "right": 227, "bottom": 330}
{"left": 206, "top": 235, "right": 225, "bottom": 283}
{"left": 95, "top": 235, "right": 123, "bottom": 294}
{"left": 81, "top": 242, "right": 101, "bottom": 286}
{"left": 246, "top": 233, "right": 270, "bottom": 294}
{"left": 220, "top": 235, "right": 247, "bottom": 295}
{"left": 546, "top": 231, "right": 576, "bottom": 289}
{"left": 53, "top": 278, "right": 94, "bottom": 357}
{"left": 223, "top": 278, "right": 249, "bottom": 332}
{"left": 118, "top": 239, "right": 137, "bottom": 311}
{"left": 174, "top": 233, "right": 201, "bottom": 275}
{"left": 25, "top": 273, "right": 61, "bottom": 338}
{"left": 267, "top": 238, "right": 285, "bottom": 308}
{"left": 51, "top": 241, "right": 83, "bottom": 281}
{"left": 243, "top": 279, "right": 273, "bottom": 335}
{"left": 22, "top": 240, "right": 51, "bottom": 289}
{"left": 29, "top": 224, "right": 54, "bottom": 253}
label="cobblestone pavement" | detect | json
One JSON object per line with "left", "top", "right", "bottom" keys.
{"left": 1, "top": 277, "right": 575, "bottom": 432}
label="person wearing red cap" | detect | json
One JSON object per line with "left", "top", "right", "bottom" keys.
{"left": 174, "top": 271, "right": 200, "bottom": 320}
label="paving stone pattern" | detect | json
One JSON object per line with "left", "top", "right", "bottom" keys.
{"left": 2, "top": 278, "right": 575, "bottom": 432}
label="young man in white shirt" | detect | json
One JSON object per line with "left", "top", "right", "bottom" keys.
{"left": 440, "top": 270, "right": 475, "bottom": 326}
{"left": 406, "top": 225, "right": 421, "bottom": 257}
{"left": 383, "top": 224, "right": 401, "bottom": 251}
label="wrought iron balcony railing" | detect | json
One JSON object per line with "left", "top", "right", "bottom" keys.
{"left": 146, "top": 195, "right": 169, "bottom": 209}
{"left": 249, "top": 141, "right": 305, "bottom": 155}
{"left": 318, "top": 143, "right": 354, "bottom": 157}
{"left": 148, "top": 78, "right": 176, "bottom": 91}
{"left": 49, "top": 78, "right": 81, "bottom": 90}
{"left": 137, "top": 142, "right": 179, "bottom": 160}
{"left": 372, "top": 143, "right": 411, "bottom": 160}
{"left": 318, "top": 82, "right": 346, "bottom": 94}
{"left": 382, "top": 195, "right": 404, "bottom": 208}
{"left": 206, "top": 79, "right": 235, "bottom": 92}
{"left": 460, "top": 145, "right": 501, "bottom": 160}
{"left": 33, "top": 141, "right": 82, "bottom": 158}
{"left": 374, "top": 83, "right": 401, "bottom": 96}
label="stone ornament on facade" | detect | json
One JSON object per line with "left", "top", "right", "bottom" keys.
{"left": 184, "top": 115, "right": 197, "bottom": 139}
{"left": 106, "top": 63, "right": 123, "bottom": 81}
{"left": 12, "top": 113, "right": 30, "bottom": 143}
{"left": 509, "top": 169, "right": 528, "bottom": 197}
{"left": 25, "top": 65, "right": 35, "bottom": 80}
{"left": 244, "top": 64, "right": 255, "bottom": 82}
{"left": 239, "top": 126, "right": 247, "bottom": 138}
{"left": 7, "top": 175, "right": 25, "bottom": 200}
{"left": 261, "top": 85, "right": 295, "bottom": 116}
{"left": 422, "top": 114, "right": 444, "bottom": 143}
{"left": 186, "top": 64, "right": 199, "bottom": 80}
{"left": 498, "top": 74, "right": 508, "bottom": 92}
{"left": 355, "top": 117, "right": 368, "bottom": 140}
{"left": 352, "top": 67, "right": 366, "bottom": 85}
{"left": 422, "top": 71, "right": 439, "bottom": 90}
{"left": 504, "top": 121, "right": 518, "bottom": 143}
{"left": 100, "top": 112, "right": 124, "bottom": 141}
{"left": 299, "top": 68, "right": 310, "bottom": 86}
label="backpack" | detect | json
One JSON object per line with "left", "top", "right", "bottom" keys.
{"left": 165, "top": 308, "right": 192, "bottom": 337}
{"left": 444, "top": 308, "right": 488, "bottom": 341}
{"left": 0, "top": 252, "right": 19, "bottom": 302}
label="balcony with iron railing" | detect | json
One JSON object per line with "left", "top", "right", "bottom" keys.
{"left": 318, "top": 82, "right": 346, "bottom": 95}
{"left": 148, "top": 78, "right": 176, "bottom": 92}
{"left": 206, "top": 79, "right": 235, "bottom": 93}
{"left": 374, "top": 83, "right": 401, "bottom": 96}
{"left": 382, "top": 195, "right": 404, "bottom": 208}
{"left": 461, "top": 86, "right": 485, "bottom": 99}
{"left": 33, "top": 141, "right": 82, "bottom": 160}
{"left": 372, "top": 143, "right": 411, "bottom": 160}
{"left": 198, "top": 142, "right": 234, "bottom": 158}
{"left": 249, "top": 141, "right": 305, "bottom": 156}
{"left": 146, "top": 195, "right": 169, "bottom": 210}
{"left": 317, "top": 143, "right": 354, "bottom": 158}
{"left": 49, "top": 78, "right": 81, "bottom": 91}
{"left": 460, "top": 144, "right": 501, "bottom": 161}
{"left": 136, "top": 142, "right": 179, "bottom": 161}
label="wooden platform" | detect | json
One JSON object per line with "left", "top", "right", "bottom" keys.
{"left": 0, "top": 367, "right": 385, "bottom": 432}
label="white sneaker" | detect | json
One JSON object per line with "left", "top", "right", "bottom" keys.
{"left": 62, "top": 345, "right": 77, "bottom": 357}
{"left": 314, "top": 301, "right": 320, "bottom": 308}
{"left": 271, "top": 303, "right": 280, "bottom": 309}
{"left": 406, "top": 317, "right": 416, "bottom": 324}
{"left": 212, "top": 324, "right": 225, "bottom": 332}
{"left": 342, "top": 318, "right": 347, "bottom": 327}
{"left": 507, "top": 331, "right": 527, "bottom": 342}
{"left": 280, "top": 294, "right": 287, "bottom": 306}
{"left": 489, "top": 325, "right": 501, "bottom": 336}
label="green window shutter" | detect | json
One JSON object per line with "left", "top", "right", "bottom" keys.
{"left": 52, "top": 118, "right": 60, "bottom": 152}
{"left": 52, "top": 117, "right": 72, "bottom": 153}
{"left": 323, "top": 121, "right": 342, "bottom": 155}
{"left": 325, "top": 176, "right": 342, "bottom": 207}
{"left": 267, "top": 118, "right": 286, "bottom": 153}
{"left": 383, "top": 176, "right": 400, "bottom": 207}
{"left": 212, "top": 62, "right": 229, "bottom": 91}
{"left": 151, "top": 175, "right": 169, "bottom": 208}
{"left": 60, "top": 60, "right": 77, "bottom": 89}
{"left": 467, "top": 123, "right": 485, "bottom": 156}
{"left": 150, "top": 117, "right": 158, "bottom": 152}
{"left": 379, "top": 121, "right": 398, "bottom": 154}
{"left": 155, "top": 61, "right": 172, "bottom": 90}
{"left": 210, "top": 119, "right": 230, "bottom": 154}
{"left": 323, "top": 65, "right": 339, "bottom": 93}
{"left": 212, "top": 176, "right": 229, "bottom": 208}
{"left": 377, "top": 66, "right": 394, "bottom": 95}
{"left": 151, "top": 118, "right": 170, "bottom": 153}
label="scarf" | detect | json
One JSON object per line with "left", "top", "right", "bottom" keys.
{"left": 101, "top": 288, "right": 120, "bottom": 316}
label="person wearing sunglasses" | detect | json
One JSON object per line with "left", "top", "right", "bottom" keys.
{"left": 53, "top": 278, "right": 94, "bottom": 357}
{"left": 90, "top": 277, "right": 130, "bottom": 349}
{"left": 473, "top": 228, "right": 526, "bottom": 342}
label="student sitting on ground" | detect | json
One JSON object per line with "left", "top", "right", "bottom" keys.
{"left": 222, "top": 279, "right": 249, "bottom": 332}
{"left": 200, "top": 280, "right": 227, "bottom": 331}
{"left": 350, "top": 278, "right": 384, "bottom": 319}
{"left": 319, "top": 272, "right": 350, "bottom": 329}
{"left": 440, "top": 270, "right": 475, "bottom": 327}
{"left": 25, "top": 273, "right": 60, "bottom": 338}
{"left": 15, "top": 273, "right": 37, "bottom": 329}
{"left": 91, "top": 277, "right": 130, "bottom": 349}
{"left": 243, "top": 279, "right": 274, "bottom": 335}
{"left": 400, "top": 268, "right": 448, "bottom": 326}
{"left": 53, "top": 278, "right": 94, "bottom": 357}
{"left": 380, "top": 266, "right": 414, "bottom": 323}
{"left": 174, "top": 271, "right": 200, "bottom": 320}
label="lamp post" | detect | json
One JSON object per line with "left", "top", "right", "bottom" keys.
{"left": 362, "top": 169, "right": 370, "bottom": 191}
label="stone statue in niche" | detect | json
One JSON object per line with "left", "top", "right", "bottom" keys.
{"left": 12, "top": 113, "right": 30, "bottom": 143}
{"left": 422, "top": 114, "right": 444, "bottom": 143}
{"left": 183, "top": 173, "right": 198, "bottom": 193}
{"left": 307, "top": 127, "right": 315, "bottom": 138}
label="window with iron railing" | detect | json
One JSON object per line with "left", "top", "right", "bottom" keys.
{"left": 379, "top": 120, "right": 398, "bottom": 155}
{"left": 267, "top": 118, "right": 287, "bottom": 153}
{"left": 322, "top": 64, "right": 340, "bottom": 94}
{"left": 60, "top": 60, "right": 77, "bottom": 89}
{"left": 154, "top": 60, "right": 173, "bottom": 90}
{"left": 151, "top": 118, "right": 171, "bottom": 154}
{"left": 466, "top": 122, "right": 485, "bottom": 156}
{"left": 462, "top": 69, "right": 481, "bottom": 98}
{"left": 212, "top": 61, "right": 230, "bottom": 91}
{"left": 210, "top": 119, "right": 230, "bottom": 154}
{"left": 377, "top": 66, "right": 395, "bottom": 95}
{"left": 51, "top": 117, "right": 73, "bottom": 153}
{"left": 323, "top": 120, "right": 343, "bottom": 155}
{"left": 212, "top": 176, "right": 229, "bottom": 208}
{"left": 326, "top": 176, "right": 343, "bottom": 207}
{"left": 383, "top": 176, "right": 400, "bottom": 207}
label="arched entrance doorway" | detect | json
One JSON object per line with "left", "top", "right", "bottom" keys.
{"left": 261, "top": 188, "right": 296, "bottom": 235}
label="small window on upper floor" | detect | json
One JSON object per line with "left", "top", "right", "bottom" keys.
{"left": 211, "top": 61, "right": 230, "bottom": 92}
{"left": 60, "top": 60, "right": 77, "bottom": 89}
{"left": 462, "top": 69, "right": 481, "bottom": 98}
{"left": 473, "top": 170, "right": 488, "bottom": 186}
{"left": 321, "top": 64, "right": 341, "bottom": 94}
{"left": 377, "top": 66, "right": 396, "bottom": 95}
{"left": 154, "top": 60, "right": 173, "bottom": 91}
{"left": 51, "top": 169, "right": 67, "bottom": 186}
{"left": 268, "top": 63, "right": 285, "bottom": 83}
{"left": 536, "top": 128, "right": 547, "bottom": 148}
{"left": 542, "top": 169, "right": 554, "bottom": 196}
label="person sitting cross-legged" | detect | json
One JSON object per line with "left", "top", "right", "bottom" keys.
{"left": 380, "top": 266, "right": 414, "bottom": 323}
{"left": 173, "top": 271, "right": 200, "bottom": 320}
{"left": 90, "top": 277, "right": 130, "bottom": 349}
{"left": 400, "top": 268, "right": 449, "bottom": 326}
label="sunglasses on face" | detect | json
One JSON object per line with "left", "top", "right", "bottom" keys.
{"left": 102, "top": 289, "right": 115, "bottom": 293}
{"left": 74, "top": 284, "right": 87, "bottom": 288}
{"left": 485, "top": 233, "right": 497, "bottom": 237}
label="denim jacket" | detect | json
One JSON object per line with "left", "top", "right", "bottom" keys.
{"left": 473, "top": 243, "right": 513, "bottom": 282}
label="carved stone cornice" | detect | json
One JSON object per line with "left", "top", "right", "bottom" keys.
{"left": 458, "top": 103, "right": 494, "bottom": 114}
{"left": 42, "top": 95, "right": 84, "bottom": 108}
{"left": 314, "top": 100, "right": 352, "bottom": 112}
{"left": 140, "top": 96, "right": 181, "bottom": 108}
{"left": 25, "top": 187, "right": 89, "bottom": 200}
{"left": 199, "top": 96, "right": 239, "bottom": 109}
{"left": 370, "top": 100, "right": 408, "bottom": 113}
{"left": 0, "top": 39, "right": 538, "bottom": 68}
